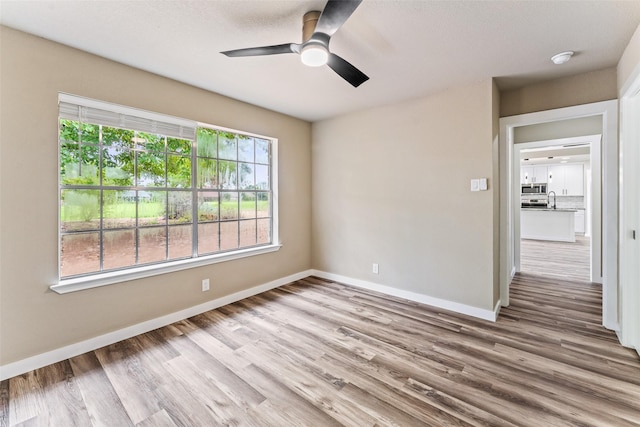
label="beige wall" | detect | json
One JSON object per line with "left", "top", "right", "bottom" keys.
{"left": 311, "top": 80, "right": 498, "bottom": 311}
{"left": 0, "top": 26, "right": 312, "bottom": 364}
{"left": 514, "top": 116, "right": 603, "bottom": 144}
{"left": 500, "top": 68, "right": 617, "bottom": 117}
{"left": 618, "top": 24, "right": 640, "bottom": 92}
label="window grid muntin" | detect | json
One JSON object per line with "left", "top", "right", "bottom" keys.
{"left": 193, "top": 128, "right": 272, "bottom": 258}
{"left": 60, "top": 121, "right": 197, "bottom": 278}
{"left": 59, "top": 117, "right": 273, "bottom": 280}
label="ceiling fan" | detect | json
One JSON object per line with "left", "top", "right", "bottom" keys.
{"left": 221, "top": 0, "right": 369, "bottom": 88}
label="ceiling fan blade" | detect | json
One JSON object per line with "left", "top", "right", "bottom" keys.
{"left": 327, "top": 53, "right": 369, "bottom": 87}
{"left": 221, "top": 43, "right": 300, "bottom": 57}
{"left": 315, "top": 0, "right": 362, "bottom": 37}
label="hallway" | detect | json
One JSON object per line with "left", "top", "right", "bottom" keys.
{"left": 520, "top": 236, "right": 591, "bottom": 283}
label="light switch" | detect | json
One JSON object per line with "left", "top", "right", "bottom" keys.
{"left": 479, "top": 178, "right": 488, "bottom": 191}
{"left": 470, "top": 179, "right": 479, "bottom": 192}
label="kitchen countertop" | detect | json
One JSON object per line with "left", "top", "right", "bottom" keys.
{"left": 521, "top": 208, "right": 577, "bottom": 212}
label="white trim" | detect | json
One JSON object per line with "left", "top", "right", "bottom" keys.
{"left": 312, "top": 270, "right": 500, "bottom": 322}
{"left": 2, "top": 269, "right": 313, "bottom": 381}
{"left": 499, "top": 100, "right": 618, "bottom": 329}
{"left": 618, "top": 60, "right": 640, "bottom": 356}
{"left": 52, "top": 244, "right": 282, "bottom": 294}
{"left": 271, "top": 139, "right": 279, "bottom": 245}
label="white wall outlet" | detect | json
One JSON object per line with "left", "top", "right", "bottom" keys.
{"left": 202, "top": 278, "right": 210, "bottom": 292}
{"left": 372, "top": 263, "right": 379, "bottom": 274}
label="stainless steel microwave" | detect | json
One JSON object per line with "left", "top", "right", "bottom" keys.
{"left": 522, "top": 183, "right": 547, "bottom": 194}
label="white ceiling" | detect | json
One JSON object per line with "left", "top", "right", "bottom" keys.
{"left": 2, "top": 0, "right": 640, "bottom": 122}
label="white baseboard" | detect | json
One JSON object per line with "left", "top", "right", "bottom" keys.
{"left": 0, "top": 269, "right": 313, "bottom": 381}
{"left": 613, "top": 327, "right": 638, "bottom": 358}
{"left": 311, "top": 270, "right": 500, "bottom": 322}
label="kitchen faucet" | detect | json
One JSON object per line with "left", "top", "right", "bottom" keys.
{"left": 547, "top": 191, "right": 556, "bottom": 210}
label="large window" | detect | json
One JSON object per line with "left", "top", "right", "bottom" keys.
{"left": 58, "top": 95, "right": 276, "bottom": 283}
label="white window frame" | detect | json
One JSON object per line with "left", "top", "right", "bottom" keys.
{"left": 52, "top": 93, "right": 280, "bottom": 294}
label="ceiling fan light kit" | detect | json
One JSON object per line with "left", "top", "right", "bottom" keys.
{"left": 301, "top": 44, "right": 329, "bottom": 67}
{"left": 221, "top": 0, "right": 369, "bottom": 87}
{"left": 300, "top": 11, "right": 328, "bottom": 67}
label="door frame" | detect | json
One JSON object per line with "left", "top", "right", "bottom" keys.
{"left": 619, "top": 65, "right": 640, "bottom": 354}
{"left": 499, "top": 100, "right": 619, "bottom": 330}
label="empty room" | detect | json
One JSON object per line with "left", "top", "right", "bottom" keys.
{"left": 1, "top": 0, "right": 640, "bottom": 425}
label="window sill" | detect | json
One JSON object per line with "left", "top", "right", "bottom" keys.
{"left": 50, "top": 244, "right": 282, "bottom": 294}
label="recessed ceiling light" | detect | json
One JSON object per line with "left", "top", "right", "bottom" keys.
{"left": 551, "top": 51, "right": 574, "bottom": 65}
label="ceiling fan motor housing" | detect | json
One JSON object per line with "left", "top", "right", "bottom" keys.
{"left": 303, "top": 11, "right": 321, "bottom": 42}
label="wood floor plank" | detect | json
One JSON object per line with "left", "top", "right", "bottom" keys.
{"left": 315, "top": 348, "right": 491, "bottom": 426}
{"left": 136, "top": 409, "right": 178, "bottom": 427}
{"left": 7, "top": 371, "right": 45, "bottom": 426}
{"left": 520, "top": 236, "right": 591, "bottom": 283}
{"left": 242, "top": 364, "right": 343, "bottom": 427}
{"left": 3, "top": 236, "right": 640, "bottom": 426}
{"left": 0, "top": 378, "right": 8, "bottom": 427}
{"left": 170, "top": 320, "right": 266, "bottom": 412}
{"left": 237, "top": 340, "right": 380, "bottom": 426}
{"left": 152, "top": 369, "right": 244, "bottom": 427}
{"left": 160, "top": 355, "right": 259, "bottom": 426}
{"left": 94, "top": 339, "right": 163, "bottom": 424}
{"left": 492, "top": 343, "right": 640, "bottom": 407}
{"left": 69, "top": 352, "right": 133, "bottom": 426}
{"left": 29, "top": 361, "right": 92, "bottom": 426}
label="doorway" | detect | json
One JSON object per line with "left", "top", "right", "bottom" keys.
{"left": 515, "top": 136, "right": 598, "bottom": 284}
{"left": 499, "top": 100, "right": 619, "bottom": 331}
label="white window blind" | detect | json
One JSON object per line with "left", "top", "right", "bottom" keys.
{"left": 59, "top": 94, "right": 197, "bottom": 140}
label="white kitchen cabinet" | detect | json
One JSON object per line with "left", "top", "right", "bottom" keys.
{"left": 534, "top": 165, "right": 548, "bottom": 183}
{"left": 521, "top": 209, "right": 576, "bottom": 242}
{"left": 563, "top": 164, "right": 584, "bottom": 195}
{"left": 547, "top": 165, "right": 563, "bottom": 194}
{"left": 548, "top": 164, "right": 584, "bottom": 196}
{"left": 575, "top": 210, "right": 585, "bottom": 234}
{"left": 521, "top": 165, "right": 548, "bottom": 184}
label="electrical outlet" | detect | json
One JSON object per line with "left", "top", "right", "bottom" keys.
{"left": 372, "top": 263, "right": 379, "bottom": 274}
{"left": 202, "top": 278, "right": 210, "bottom": 292}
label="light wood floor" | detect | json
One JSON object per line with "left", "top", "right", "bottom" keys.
{"left": 2, "top": 274, "right": 640, "bottom": 426}
{"left": 520, "top": 235, "right": 591, "bottom": 283}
